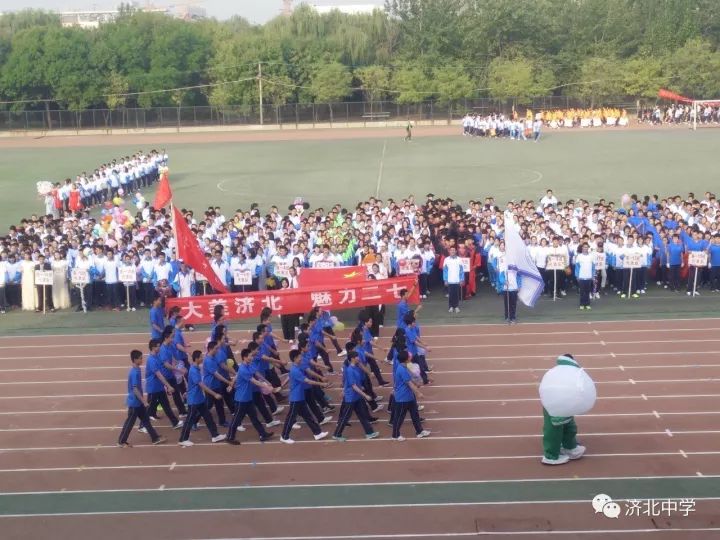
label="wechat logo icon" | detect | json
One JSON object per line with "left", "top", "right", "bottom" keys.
{"left": 592, "top": 494, "right": 621, "bottom": 519}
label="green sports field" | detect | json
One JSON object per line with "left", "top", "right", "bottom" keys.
{"left": 1, "top": 127, "right": 719, "bottom": 231}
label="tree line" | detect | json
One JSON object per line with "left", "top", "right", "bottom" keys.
{"left": 1, "top": 0, "right": 720, "bottom": 112}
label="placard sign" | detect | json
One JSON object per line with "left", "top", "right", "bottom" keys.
{"left": 624, "top": 253, "right": 643, "bottom": 269}
{"left": 119, "top": 267, "right": 137, "bottom": 284}
{"left": 34, "top": 270, "right": 53, "bottom": 286}
{"left": 314, "top": 261, "right": 335, "bottom": 269}
{"left": 366, "top": 264, "right": 388, "bottom": 280}
{"left": 689, "top": 252, "right": 708, "bottom": 267}
{"left": 593, "top": 252, "right": 606, "bottom": 268}
{"left": 460, "top": 257, "right": 471, "bottom": 272}
{"left": 71, "top": 268, "right": 90, "bottom": 285}
{"left": 274, "top": 262, "right": 291, "bottom": 279}
{"left": 546, "top": 254, "right": 567, "bottom": 270}
{"left": 233, "top": 270, "right": 252, "bottom": 285}
{"left": 196, "top": 272, "right": 208, "bottom": 282}
{"left": 398, "top": 258, "right": 421, "bottom": 275}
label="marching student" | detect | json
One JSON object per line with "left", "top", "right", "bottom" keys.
{"left": 259, "top": 308, "right": 289, "bottom": 374}
{"left": 225, "top": 348, "right": 276, "bottom": 445}
{"left": 357, "top": 315, "right": 390, "bottom": 387}
{"left": 442, "top": 246, "right": 464, "bottom": 313}
{"left": 396, "top": 284, "right": 417, "bottom": 328}
{"left": 346, "top": 339, "right": 382, "bottom": 415}
{"left": 203, "top": 340, "right": 234, "bottom": 427}
{"left": 118, "top": 349, "right": 166, "bottom": 447}
{"left": 280, "top": 349, "right": 330, "bottom": 444}
{"left": 178, "top": 350, "right": 227, "bottom": 446}
{"left": 256, "top": 323, "right": 288, "bottom": 398}
{"left": 332, "top": 350, "right": 380, "bottom": 442}
{"left": 574, "top": 244, "right": 595, "bottom": 310}
{"left": 307, "top": 314, "right": 334, "bottom": 373}
{"left": 318, "top": 308, "right": 345, "bottom": 357}
{"left": 144, "top": 338, "right": 183, "bottom": 430}
{"left": 297, "top": 337, "right": 333, "bottom": 424}
{"left": 391, "top": 351, "right": 430, "bottom": 441}
{"left": 403, "top": 313, "right": 432, "bottom": 384}
{"left": 158, "top": 326, "right": 188, "bottom": 417}
{"left": 149, "top": 294, "right": 165, "bottom": 339}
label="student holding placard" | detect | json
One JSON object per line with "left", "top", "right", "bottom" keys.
{"left": 120, "top": 253, "right": 139, "bottom": 311}
{"left": 546, "top": 237, "right": 568, "bottom": 299}
{"left": 687, "top": 250, "right": 709, "bottom": 297}
{"left": 620, "top": 238, "right": 642, "bottom": 299}
{"left": 34, "top": 254, "right": 55, "bottom": 313}
{"left": 574, "top": 244, "right": 595, "bottom": 310}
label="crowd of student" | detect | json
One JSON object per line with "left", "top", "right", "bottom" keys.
{"left": 638, "top": 104, "right": 720, "bottom": 125}
{"left": 119, "top": 296, "right": 431, "bottom": 446}
{"left": 461, "top": 108, "right": 630, "bottom": 138}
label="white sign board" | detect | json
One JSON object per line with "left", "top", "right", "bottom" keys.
{"left": 35, "top": 270, "right": 54, "bottom": 286}
{"left": 398, "top": 258, "right": 421, "bottom": 275}
{"left": 546, "top": 254, "right": 567, "bottom": 271}
{"left": 624, "top": 253, "right": 643, "bottom": 269}
{"left": 689, "top": 252, "right": 708, "bottom": 267}
{"left": 71, "top": 268, "right": 90, "bottom": 285}
{"left": 460, "top": 257, "right": 471, "bottom": 272}
{"left": 119, "top": 266, "right": 137, "bottom": 284}
{"left": 593, "top": 252, "right": 606, "bottom": 268}
{"left": 233, "top": 270, "right": 252, "bottom": 285}
{"left": 314, "top": 261, "right": 335, "bottom": 269}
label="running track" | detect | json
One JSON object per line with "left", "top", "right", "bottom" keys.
{"left": 1, "top": 318, "right": 719, "bottom": 539}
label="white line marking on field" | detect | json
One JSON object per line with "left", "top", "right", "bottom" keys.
{"left": 158, "top": 484, "right": 165, "bottom": 491}
{"left": 653, "top": 410, "right": 660, "bottom": 418}
{"left": 375, "top": 139, "right": 387, "bottom": 198}
{"left": 629, "top": 379, "right": 636, "bottom": 384}
{"left": 593, "top": 330, "right": 599, "bottom": 336}
{"left": 641, "top": 394, "right": 647, "bottom": 400}
{"left": 697, "top": 471, "right": 704, "bottom": 477}
{"left": 680, "top": 449, "right": 688, "bottom": 458}
{"left": 618, "top": 365, "right": 625, "bottom": 371}
{"left": 610, "top": 352, "right": 616, "bottom": 358}
{"left": 169, "top": 462, "right": 176, "bottom": 471}
{"left": 5, "top": 475, "right": 718, "bottom": 496}
{"left": 600, "top": 340, "right": 606, "bottom": 346}
{"left": 665, "top": 429, "right": 673, "bottom": 437}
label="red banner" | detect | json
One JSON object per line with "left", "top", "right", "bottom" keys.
{"left": 658, "top": 89, "right": 692, "bottom": 103}
{"left": 297, "top": 265, "right": 369, "bottom": 288}
{"left": 166, "top": 276, "right": 419, "bottom": 324}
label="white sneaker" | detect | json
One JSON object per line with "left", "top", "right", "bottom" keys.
{"left": 416, "top": 430, "right": 431, "bottom": 438}
{"left": 560, "top": 445, "right": 586, "bottom": 460}
{"left": 319, "top": 416, "right": 333, "bottom": 425}
{"left": 178, "top": 440, "right": 194, "bottom": 447}
{"left": 292, "top": 423, "right": 301, "bottom": 430}
{"left": 372, "top": 404, "right": 384, "bottom": 413}
{"left": 392, "top": 436, "right": 406, "bottom": 442}
{"left": 237, "top": 425, "right": 246, "bottom": 432}
{"left": 314, "top": 431, "right": 328, "bottom": 441}
{"left": 373, "top": 337, "right": 379, "bottom": 342}
{"left": 541, "top": 454, "right": 570, "bottom": 465}
{"left": 280, "top": 437, "right": 295, "bottom": 444}
{"left": 266, "top": 420, "right": 281, "bottom": 428}
{"left": 173, "top": 420, "right": 184, "bottom": 430}
{"left": 273, "top": 406, "right": 286, "bottom": 415}
{"left": 560, "top": 291, "right": 567, "bottom": 297}
{"left": 454, "top": 307, "right": 460, "bottom": 313}
{"left": 448, "top": 308, "right": 453, "bottom": 313}
{"left": 211, "top": 434, "right": 227, "bottom": 443}
{"left": 694, "top": 292, "right": 701, "bottom": 296}
{"left": 338, "top": 350, "right": 347, "bottom": 357}
{"left": 418, "top": 405, "right": 425, "bottom": 411}
{"left": 687, "top": 291, "right": 692, "bottom": 296}
{"left": 138, "top": 426, "right": 148, "bottom": 433}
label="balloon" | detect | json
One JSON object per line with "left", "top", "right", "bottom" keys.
{"left": 112, "top": 197, "right": 123, "bottom": 206}
{"left": 330, "top": 316, "right": 338, "bottom": 325}
{"left": 621, "top": 193, "right": 631, "bottom": 207}
{"left": 407, "top": 363, "right": 423, "bottom": 385}
{"left": 101, "top": 209, "right": 108, "bottom": 217}
{"left": 118, "top": 188, "right": 125, "bottom": 196}
{"left": 136, "top": 201, "right": 145, "bottom": 210}
{"left": 333, "top": 322, "right": 345, "bottom": 332}
{"left": 539, "top": 365, "right": 597, "bottom": 417}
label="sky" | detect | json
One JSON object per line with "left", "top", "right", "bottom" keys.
{"left": 3, "top": 0, "right": 385, "bottom": 23}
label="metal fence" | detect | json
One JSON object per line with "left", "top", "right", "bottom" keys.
{"left": 0, "top": 97, "right": 638, "bottom": 132}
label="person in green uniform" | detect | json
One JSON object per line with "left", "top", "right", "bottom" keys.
{"left": 542, "top": 354, "right": 587, "bottom": 465}
{"left": 405, "top": 121, "right": 413, "bottom": 141}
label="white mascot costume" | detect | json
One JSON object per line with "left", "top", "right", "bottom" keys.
{"left": 538, "top": 354, "right": 597, "bottom": 465}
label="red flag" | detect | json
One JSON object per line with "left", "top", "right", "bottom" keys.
{"left": 172, "top": 206, "right": 228, "bottom": 294}
{"left": 658, "top": 89, "right": 692, "bottom": 103}
{"left": 297, "top": 265, "right": 369, "bottom": 287}
{"left": 152, "top": 172, "right": 173, "bottom": 209}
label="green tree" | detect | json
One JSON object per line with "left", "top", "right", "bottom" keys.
{"left": 575, "top": 56, "right": 625, "bottom": 107}
{"left": 663, "top": 38, "right": 720, "bottom": 98}
{"left": 487, "top": 56, "right": 552, "bottom": 105}
{"left": 623, "top": 56, "right": 667, "bottom": 100}
{"left": 310, "top": 62, "right": 352, "bottom": 122}
{"left": 392, "top": 63, "right": 433, "bottom": 105}
{"left": 356, "top": 65, "right": 391, "bottom": 103}
{"left": 434, "top": 64, "right": 476, "bottom": 104}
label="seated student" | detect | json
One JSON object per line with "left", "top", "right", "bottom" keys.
{"left": 391, "top": 351, "right": 430, "bottom": 441}
{"left": 178, "top": 350, "right": 227, "bottom": 447}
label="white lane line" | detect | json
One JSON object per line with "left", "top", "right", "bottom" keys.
{"left": 169, "top": 462, "right": 176, "bottom": 471}
{"left": 666, "top": 429, "right": 673, "bottom": 437}
{"left": 375, "top": 139, "right": 387, "bottom": 198}
{"left": 0, "top": 317, "right": 718, "bottom": 339}
{"left": 3, "top": 412, "right": 720, "bottom": 432}
{"left": 3, "top": 430, "right": 719, "bottom": 453}
{"left": 4, "top": 474, "right": 719, "bottom": 495}
{"left": 629, "top": 379, "right": 636, "bottom": 384}
{"left": 641, "top": 394, "right": 647, "bottom": 400}
{"left": 0, "top": 450, "right": 716, "bottom": 474}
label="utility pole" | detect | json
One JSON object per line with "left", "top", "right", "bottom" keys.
{"left": 258, "top": 62, "right": 264, "bottom": 126}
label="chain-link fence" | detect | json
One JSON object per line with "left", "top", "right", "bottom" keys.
{"left": 0, "top": 98, "right": 638, "bottom": 132}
